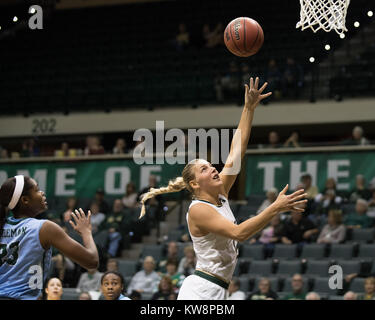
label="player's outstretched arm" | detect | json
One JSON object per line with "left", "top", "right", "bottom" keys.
{"left": 219, "top": 77, "right": 272, "bottom": 196}
{"left": 39, "top": 208, "right": 99, "bottom": 270}
{"left": 190, "top": 185, "right": 306, "bottom": 242}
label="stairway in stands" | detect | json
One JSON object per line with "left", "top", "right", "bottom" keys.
{"left": 120, "top": 200, "right": 185, "bottom": 261}
{"left": 314, "top": 19, "right": 375, "bottom": 99}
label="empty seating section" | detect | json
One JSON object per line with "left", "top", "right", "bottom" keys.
{"left": 2, "top": 0, "right": 368, "bottom": 115}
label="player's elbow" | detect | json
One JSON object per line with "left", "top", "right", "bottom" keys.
{"left": 233, "top": 229, "right": 247, "bottom": 242}
{"left": 83, "top": 254, "right": 99, "bottom": 269}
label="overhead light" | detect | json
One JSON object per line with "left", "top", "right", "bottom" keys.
{"left": 13, "top": 16, "right": 18, "bottom": 22}
{"left": 309, "top": 57, "right": 315, "bottom": 63}
{"left": 325, "top": 44, "right": 331, "bottom": 50}
{"left": 340, "top": 33, "right": 345, "bottom": 39}
{"left": 368, "top": 11, "right": 373, "bottom": 17}
{"left": 354, "top": 21, "right": 360, "bottom": 27}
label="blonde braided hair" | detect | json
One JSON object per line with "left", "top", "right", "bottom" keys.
{"left": 139, "top": 159, "right": 201, "bottom": 219}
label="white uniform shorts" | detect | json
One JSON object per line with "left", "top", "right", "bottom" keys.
{"left": 177, "top": 274, "right": 228, "bottom": 300}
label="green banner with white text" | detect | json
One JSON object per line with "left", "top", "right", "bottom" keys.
{"left": 0, "top": 160, "right": 184, "bottom": 199}
{"left": 245, "top": 151, "right": 375, "bottom": 196}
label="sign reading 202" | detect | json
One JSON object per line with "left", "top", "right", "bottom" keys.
{"left": 32, "top": 118, "right": 57, "bottom": 135}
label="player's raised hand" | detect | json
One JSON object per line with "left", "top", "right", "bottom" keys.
{"left": 272, "top": 184, "right": 308, "bottom": 214}
{"left": 244, "top": 77, "right": 272, "bottom": 110}
{"left": 70, "top": 208, "right": 92, "bottom": 236}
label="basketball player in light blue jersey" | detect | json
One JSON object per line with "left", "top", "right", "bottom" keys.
{"left": 0, "top": 175, "right": 99, "bottom": 300}
{"left": 139, "top": 78, "right": 308, "bottom": 299}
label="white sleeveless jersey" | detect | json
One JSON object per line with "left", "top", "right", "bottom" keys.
{"left": 187, "top": 194, "right": 239, "bottom": 283}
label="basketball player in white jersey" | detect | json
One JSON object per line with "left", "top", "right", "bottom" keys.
{"left": 139, "top": 77, "right": 307, "bottom": 299}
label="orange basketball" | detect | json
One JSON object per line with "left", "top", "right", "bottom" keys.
{"left": 224, "top": 17, "right": 264, "bottom": 57}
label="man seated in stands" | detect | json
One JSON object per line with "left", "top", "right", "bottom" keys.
{"left": 247, "top": 277, "right": 278, "bottom": 300}
{"left": 344, "top": 198, "right": 373, "bottom": 229}
{"left": 282, "top": 274, "right": 306, "bottom": 300}
{"left": 127, "top": 256, "right": 161, "bottom": 296}
{"left": 281, "top": 203, "right": 319, "bottom": 245}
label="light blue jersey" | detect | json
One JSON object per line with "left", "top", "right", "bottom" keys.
{"left": 0, "top": 216, "right": 52, "bottom": 300}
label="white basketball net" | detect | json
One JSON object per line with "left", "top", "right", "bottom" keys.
{"left": 296, "top": 0, "right": 351, "bottom": 35}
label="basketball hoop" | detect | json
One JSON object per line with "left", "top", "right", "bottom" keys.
{"left": 296, "top": 0, "right": 351, "bottom": 35}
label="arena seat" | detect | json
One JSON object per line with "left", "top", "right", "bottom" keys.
{"left": 328, "top": 244, "right": 355, "bottom": 260}
{"left": 241, "top": 244, "right": 265, "bottom": 260}
{"left": 304, "top": 260, "right": 331, "bottom": 277}
{"left": 247, "top": 260, "right": 273, "bottom": 276}
{"left": 300, "top": 244, "right": 327, "bottom": 260}
{"left": 275, "top": 260, "right": 302, "bottom": 277}
{"left": 272, "top": 244, "right": 298, "bottom": 259}
{"left": 118, "top": 260, "right": 139, "bottom": 277}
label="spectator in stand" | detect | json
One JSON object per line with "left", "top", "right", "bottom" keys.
{"left": 317, "top": 209, "right": 346, "bottom": 244}
{"left": 55, "top": 142, "right": 70, "bottom": 157}
{"left": 344, "top": 198, "right": 373, "bottom": 229}
{"left": 263, "top": 59, "right": 282, "bottom": 100}
{"left": 0, "top": 148, "right": 9, "bottom": 159}
{"left": 343, "top": 291, "right": 357, "bottom": 300}
{"left": 101, "top": 271, "right": 131, "bottom": 300}
{"left": 300, "top": 173, "right": 319, "bottom": 200}
{"left": 349, "top": 174, "right": 372, "bottom": 202}
{"left": 256, "top": 188, "right": 278, "bottom": 214}
{"left": 106, "top": 258, "right": 119, "bottom": 273}
{"left": 122, "top": 182, "right": 139, "bottom": 209}
{"left": 314, "top": 188, "right": 342, "bottom": 219}
{"left": 282, "top": 274, "right": 306, "bottom": 300}
{"left": 61, "top": 142, "right": 70, "bottom": 157}
{"left": 127, "top": 256, "right": 161, "bottom": 295}
{"left": 94, "top": 188, "right": 110, "bottom": 214}
{"left": 357, "top": 277, "right": 375, "bottom": 300}
{"left": 20, "top": 138, "right": 40, "bottom": 157}
{"left": 151, "top": 275, "right": 175, "bottom": 300}
{"left": 202, "top": 22, "right": 224, "bottom": 48}
{"left": 367, "top": 189, "right": 375, "bottom": 218}
{"left": 113, "top": 138, "right": 128, "bottom": 154}
{"left": 78, "top": 292, "right": 92, "bottom": 300}
{"left": 99, "top": 199, "right": 125, "bottom": 257}
{"left": 306, "top": 292, "right": 320, "bottom": 300}
{"left": 177, "top": 245, "right": 196, "bottom": 276}
{"left": 164, "top": 259, "right": 185, "bottom": 291}
{"left": 265, "top": 131, "right": 281, "bottom": 149}
{"left": 50, "top": 247, "right": 76, "bottom": 288}
{"left": 89, "top": 202, "right": 106, "bottom": 234}
{"left": 84, "top": 135, "right": 105, "bottom": 155}
{"left": 281, "top": 203, "right": 319, "bottom": 245}
{"left": 44, "top": 278, "right": 63, "bottom": 300}
{"left": 281, "top": 57, "right": 304, "bottom": 99}
{"left": 249, "top": 215, "right": 283, "bottom": 257}
{"left": 174, "top": 23, "right": 190, "bottom": 51}
{"left": 159, "top": 241, "right": 179, "bottom": 273}
{"left": 76, "top": 268, "right": 103, "bottom": 293}
{"left": 214, "top": 61, "right": 240, "bottom": 103}
{"left": 138, "top": 175, "right": 164, "bottom": 224}
{"left": 61, "top": 197, "right": 78, "bottom": 226}
{"left": 248, "top": 277, "right": 278, "bottom": 300}
{"left": 227, "top": 277, "right": 246, "bottom": 300}
{"left": 283, "top": 131, "right": 301, "bottom": 148}
{"left": 342, "top": 126, "right": 370, "bottom": 146}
